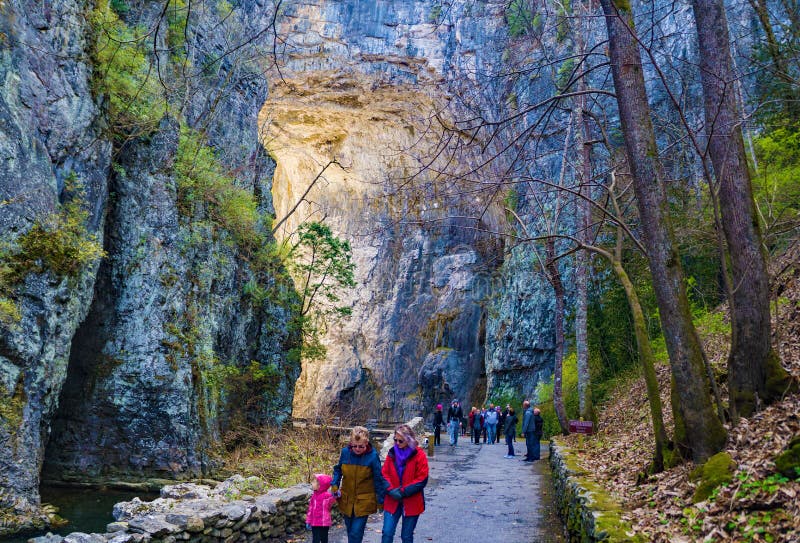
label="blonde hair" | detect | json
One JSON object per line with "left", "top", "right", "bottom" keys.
{"left": 350, "top": 425, "right": 370, "bottom": 444}
{"left": 393, "top": 424, "right": 418, "bottom": 450}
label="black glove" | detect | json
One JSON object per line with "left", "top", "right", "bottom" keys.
{"left": 388, "top": 488, "right": 403, "bottom": 500}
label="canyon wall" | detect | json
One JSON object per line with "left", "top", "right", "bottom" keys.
{"left": 262, "top": 0, "right": 546, "bottom": 421}
{"left": 0, "top": 0, "right": 300, "bottom": 532}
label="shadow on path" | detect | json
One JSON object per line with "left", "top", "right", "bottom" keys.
{"left": 326, "top": 440, "right": 566, "bottom": 543}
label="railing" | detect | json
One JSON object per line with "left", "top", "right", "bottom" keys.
{"left": 291, "top": 417, "right": 404, "bottom": 437}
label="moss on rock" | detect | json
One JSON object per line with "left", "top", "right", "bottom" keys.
{"left": 691, "top": 451, "right": 736, "bottom": 503}
{"left": 774, "top": 437, "right": 800, "bottom": 479}
{"left": 551, "top": 439, "right": 645, "bottom": 541}
{"left": 764, "top": 349, "right": 797, "bottom": 403}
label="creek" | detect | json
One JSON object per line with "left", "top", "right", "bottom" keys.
{"left": 0, "top": 487, "right": 157, "bottom": 543}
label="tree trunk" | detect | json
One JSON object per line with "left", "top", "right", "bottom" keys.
{"left": 546, "top": 239, "right": 569, "bottom": 435}
{"left": 574, "top": 4, "right": 595, "bottom": 423}
{"left": 600, "top": 0, "right": 726, "bottom": 461}
{"left": 574, "top": 187, "right": 592, "bottom": 422}
{"left": 612, "top": 257, "right": 668, "bottom": 471}
{"left": 691, "top": 0, "right": 795, "bottom": 420}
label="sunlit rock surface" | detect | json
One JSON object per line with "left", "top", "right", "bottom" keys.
{"left": 264, "top": 0, "right": 519, "bottom": 421}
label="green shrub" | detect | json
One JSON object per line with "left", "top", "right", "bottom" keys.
{"left": 535, "top": 352, "right": 579, "bottom": 438}
{"left": 12, "top": 177, "right": 105, "bottom": 279}
{"left": 0, "top": 177, "right": 99, "bottom": 329}
{"left": 90, "top": 0, "right": 164, "bottom": 136}
{"left": 556, "top": 58, "right": 576, "bottom": 91}
{"left": 752, "top": 128, "right": 800, "bottom": 248}
{"left": 110, "top": 0, "right": 129, "bottom": 14}
{"left": 167, "top": 0, "right": 189, "bottom": 52}
{"left": 506, "top": 0, "right": 536, "bottom": 38}
{"left": 555, "top": 0, "right": 572, "bottom": 42}
{"left": 175, "top": 124, "right": 261, "bottom": 247}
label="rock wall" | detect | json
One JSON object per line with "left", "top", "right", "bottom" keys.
{"left": 550, "top": 440, "right": 643, "bottom": 542}
{"left": 0, "top": 0, "right": 300, "bottom": 531}
{"left": 30, "top": 476, "right": 315, "bottom": 543}
{"left": 266, "top": 0, "right": 518, "bottom": 422}
{"left": 486, "top": 244, "right": 556, "bottom": 402}
{"left": 42, "top": 0, "right": 300, "bottom": 484}
{"left": 0, "top": 0, "right": 111, "bottom": 531}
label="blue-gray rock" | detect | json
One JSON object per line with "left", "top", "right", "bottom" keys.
{"left": 0, "top": 0, "right": 111, "bottom": 531}
{"left": 127, "top": 515, "right": 180, "bottom": 537}
{"left": 27, "top": 533, "right": 65, "bottom": 543}
{"left": 62, "top": 533, "right": 107, "bottom": 543}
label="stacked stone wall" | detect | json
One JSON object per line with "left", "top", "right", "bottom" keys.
{"left": 30, "top": 477, "right": 322, "bottom": 543}
{"left": 549, "top": 440, "right": 643, "bottom": 542}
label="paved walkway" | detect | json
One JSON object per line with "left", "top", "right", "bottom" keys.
{"left": 327, "top": 439, "right": 566, "bottom": 543}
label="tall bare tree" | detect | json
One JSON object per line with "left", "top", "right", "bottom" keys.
{"left": 691, "top": 0, "right": 795, "bottom": 420}
{"left": 573, "top": 0, "right": 595, "bottom": 423}
{"left": 599, "top": 0, "right": 726, "bottom": 461}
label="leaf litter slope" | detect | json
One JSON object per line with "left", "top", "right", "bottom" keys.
{"left": 562, "top": 244, "right": 800, "bottom": 542}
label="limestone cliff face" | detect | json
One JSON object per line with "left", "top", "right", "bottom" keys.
{"left": 0, "top": 0, "right": 111, "bottom": 529}
{"left": 265, "top": 74, "right": 505, "bottom": 421}
{"left": 264, "top": 1, "right": 514, "bottom": 421}
{"left": 0, "top": 0, "right": 299, "bottom": 531}
{"left": 42, "top": 1, "right": 300, "bottom": 484}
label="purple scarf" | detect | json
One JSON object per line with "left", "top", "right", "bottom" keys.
{"left": 392, "top": 445, "right": 414, "bottom": 480}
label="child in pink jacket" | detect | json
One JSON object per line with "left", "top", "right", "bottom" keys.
{"left": 305, "top": 473, "right": 337, "bottom": 543}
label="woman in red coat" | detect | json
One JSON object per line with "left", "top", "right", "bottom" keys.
{"left": 381, "top": 424, "right": 429, "bottom": 543}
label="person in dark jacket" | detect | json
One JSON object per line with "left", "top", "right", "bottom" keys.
{"left": 432, "top": 404, "right": 444, "bottom": 446}
{"left": 446, "top": 400, "right": 463, "bottom": 446}
{"left": 381, "top": 424, "right": 429, "bottom": 543}
{"left": 332, "top": 426, "right": 387, "bottom": 543}
{"left": 521, "top": 400, "right": 536, "bottom": 461}
{"left": 494, "top": 405, "right": 506, "bottom": 443}
{"left": 503, "top": 407, "right": 518, "bottom": 458}
{"left": 470, "top": 407, "right": 483, "bottom": 444}
{"left": 531, "top": 407, "right": 544, "bottom": 460}
{"left": 503, "top": 404, "right": 515, "bottom": 442}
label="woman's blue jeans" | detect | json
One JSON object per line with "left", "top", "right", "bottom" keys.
{"left": 343, "top": 515, "right": 368, "bottom": 543}
{"left": 381, "top": 507, "right": 419, "bottom": 543}
{"left": 486, "top": 423, "right": 497, "bottom": 443}
{"left": 448, "top": 420, "right": 459, "bottom": 445}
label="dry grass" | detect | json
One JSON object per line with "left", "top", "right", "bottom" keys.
{"left": 215, "top": 424, "right": 343, "bottom": 489}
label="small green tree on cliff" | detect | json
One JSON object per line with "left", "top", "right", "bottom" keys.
{"left": 286, "top": 221, "right": 356, "bottom": 360}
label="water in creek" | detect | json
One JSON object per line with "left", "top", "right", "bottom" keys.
{"left": 0, "top": 487, "right": 157, "bottom": 543}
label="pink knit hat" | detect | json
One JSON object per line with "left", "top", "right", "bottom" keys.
{"left": 436, "top": 403, "right": 443, "bottom": 410}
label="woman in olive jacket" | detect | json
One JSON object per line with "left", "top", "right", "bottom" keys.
{"left": 381, "top": 424, "right": 429, "bottom": 543}
{"left": 332, "top": 426, "right": 387, "bottom": 543}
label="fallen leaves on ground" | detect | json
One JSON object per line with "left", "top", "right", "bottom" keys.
{"left": 562, "top": 245, "right": 800, "bottom": 542}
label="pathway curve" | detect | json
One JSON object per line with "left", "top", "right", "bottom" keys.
{"left": 328, "top": 439, "right": 566, "bottom": 543}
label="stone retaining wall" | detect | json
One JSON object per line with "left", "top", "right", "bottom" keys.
{"left": 30, "top": 476, "right": 315, "bottom": 543}
{"left": 31, "top": 418, "right": 430, "bottom": 543}
{"left": 549, "top": 439, "right": 643, "bottom": 542}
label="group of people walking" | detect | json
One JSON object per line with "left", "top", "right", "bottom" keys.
{"left": 305, "top": 400, "right": 543, "bottom": 543}
{"left": 305, "top": 424, "right": 429, "bottom": 543}
{"left": 435, "top": 399, "right": 544, "bottom": 461}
